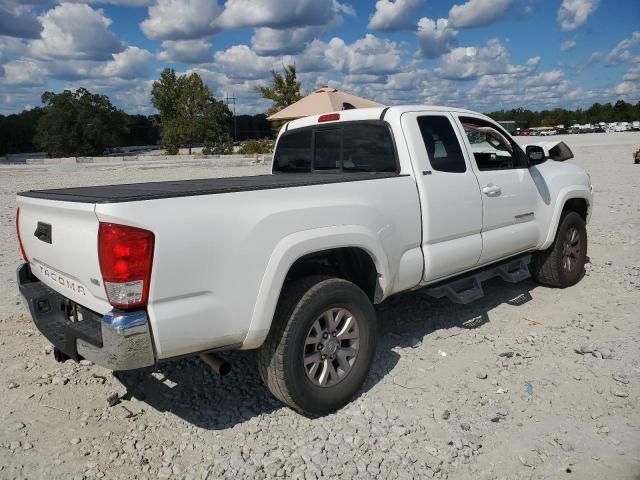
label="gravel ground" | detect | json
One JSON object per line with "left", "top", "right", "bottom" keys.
{"left": 1, "top": 132, "right": 639, "bottom": 480}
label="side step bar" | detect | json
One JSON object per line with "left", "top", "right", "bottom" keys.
{"left": 423, "top": 255, "right": 531, "bottom": 305}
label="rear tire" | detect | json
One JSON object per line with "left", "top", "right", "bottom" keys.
{"left": 531, "top": 211, "right": 587, "bottom": 287}
{"left": 257, "top": 276, "right": 376, "bottom": 415}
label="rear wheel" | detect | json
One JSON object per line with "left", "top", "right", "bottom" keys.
{"left": 257, "top": 276, "right": 376, "bottom": 415}
{"left": 531, "top": 211, "right": 587, "bottom": 287}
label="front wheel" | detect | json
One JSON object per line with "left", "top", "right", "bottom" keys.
{"left": 531, "top": 211, "right": 587, "bottom": 287}
{"left": 257, "top": 276, "right": 377, "bottom": 415}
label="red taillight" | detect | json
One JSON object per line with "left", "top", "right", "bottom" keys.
{"left": 16, "top": 208, "right": 28, "bottom": 262}
{"left": 318, "top": 113, "right": 340, "bottom": 123}
{"left": 98, "top": 223, "right": 155, "bottom": 309}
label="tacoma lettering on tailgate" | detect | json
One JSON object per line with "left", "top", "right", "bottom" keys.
{"left": 37, "top": 264, "right": 87, "bottom": 296}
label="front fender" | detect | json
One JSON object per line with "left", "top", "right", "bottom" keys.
{"left": 541, "top": 185, "right": 593, "bottom": 249}
{"left": 241, "top": 225, "right": 390, "bottom": 349}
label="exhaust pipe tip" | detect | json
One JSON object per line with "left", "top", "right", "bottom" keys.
{"left": 200, "top": 353, "right": 232, "bottom": 377}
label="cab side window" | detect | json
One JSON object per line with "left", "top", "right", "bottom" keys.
{"left": 460, "top": 117, "right": 525, "bottom": 171}
{"left": 417, "top": 116, "right": 466, "bottom": 173}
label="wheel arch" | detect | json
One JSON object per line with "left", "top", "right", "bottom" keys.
{"left": 241, "top": 226, "right": 389, "bottom": 349}
{"left": 541, "top": 186, "right": 592, "bottom": 249}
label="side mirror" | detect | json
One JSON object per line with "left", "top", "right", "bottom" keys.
{"left": 526, "top": 145, "right": 547, "bottom": 165}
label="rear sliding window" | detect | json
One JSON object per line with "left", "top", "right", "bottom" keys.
{"left": 273, "top": 121, "right": 398, "bottom": 173}
{"left": 271, "top": 129, "right": 312, "bottom": 172}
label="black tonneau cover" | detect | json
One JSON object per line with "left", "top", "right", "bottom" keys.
{"left": 18, "top": 172, "right": 401, "bottom": 204}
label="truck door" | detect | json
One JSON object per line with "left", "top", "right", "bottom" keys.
{"left": 453, "top": 114, "right": 540, "bottom": 264}
{"left": 401, "top": 111, "right": 483, "bottom": 281}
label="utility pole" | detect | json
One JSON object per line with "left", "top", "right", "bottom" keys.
{"left": 225, "top": 93, "right": 237, "bottom": 141}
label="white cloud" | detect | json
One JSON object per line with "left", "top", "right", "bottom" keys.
{"left": 367, "top": 0, "right": 424, "bottom": 32}
{"left": 416, "top": 18, "right": 458, "bottom": 59}
{"left": 252, "top": 24, "right": 333, "bottom": 56}
{"left": 322, "top": 34, "right": 403, "bottom": 75}
{"left": 100, "top": 46, "right": 153, "bottom": 79}
{"left": 334, "top": 1, "right": 355, "bottom": 16}
{"left": 474, "top": 68, "right": 558, "bottom": 95}
{"left": 437, "top": 38, "right": 538, "bottom": 80}
{"left": 216, "top": 33, "right": 405, "bottom": 84}
{"left": 1, "top": 59, "right": 45, "bottom": 86}
{"left": 560, "top": 39, "right": 577, "bottom": 51}
{"left": 468, "top": 69, "right": 576, "bottom": 111}
{"left": 0, "top": 37, "right": 27, "bottom": 63}
{"left": 187, "top": 67, "right": 272, "bottom": 112}
{"left": 216, "top": 0, "right": 339, "bottom": 29}
{"left": 604, "top": 31, "right": 640, "bottom": 65}
{"left": 557, "top": 0, "right": 599, "bottom": 31}
{"left": 525, "top": 69, "right": 565, "bottom": 86}
{"left": 283, "top": 38, "right": 334, "bottom": 72}
{"left": 448, "top": 0, "right": 511, "bottom": 28}
{"left": 43, "top": 60, "right": 94, "bottom": 81}
{"left": 141, "top": 0, "right": 222, "bottom": 40}
{"left": 191, "top": 68, "right": 265, "bottom": 96}
{"left": 158, "top": 40, "right": 213, "bottom": 64}
{"left": 343, "top": 73, "right": 385, "bottom": 84}
{"left": 385, "top": 69, "right": 428, "bottom": 91}
{"left": 213, "top": 45, "right": 278, "bottom": 80}
{"left": 140, "top": 0, "right": 349, "bottom": 44}
{"left": 17, "top": 46, "right": 153, "bottom": 83}
{"left": 615, "top": 81, "right": 637, "bottom": 96}
{"left": 623, "top": 64, "right": 640, "bottom": 82}
{"left": 30, "top": 3, "right": 123, "bottom": 61}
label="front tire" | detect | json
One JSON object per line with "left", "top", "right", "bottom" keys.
{"left": 257, "top": 276, "right": 377, "bottom": 415}
{"left": 531, "top": 211, "right": 587, "bottom": 287}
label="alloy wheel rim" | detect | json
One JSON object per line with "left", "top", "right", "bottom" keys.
{"left": 303, "top": 307, "right": 360, "bottom": 387}
{"left": 561, "top": 227, "right": 581, "bottom": 273}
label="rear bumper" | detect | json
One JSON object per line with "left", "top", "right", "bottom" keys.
{"left": 17, "top": 263, "right": 155, "bottom": 370}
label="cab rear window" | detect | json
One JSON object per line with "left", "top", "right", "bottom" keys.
{"left": 273, "top": 121, "right": 398, "bottom": 173}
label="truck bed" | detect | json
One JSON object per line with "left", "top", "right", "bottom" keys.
{"left": 18, "top": 172, "right": 400, "bottom": 204}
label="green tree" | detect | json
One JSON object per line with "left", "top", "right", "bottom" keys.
{"left": 122, "top": 114, "right": 160, "bottom": 147}
{"left": 256, "top": 64, "right": 302, "bottom": 134}
{"left": 0, "top": 108, "right": 45, "bottom": 156}
{"left": 151, "top": 68, "right": 232, "bottom": 155}
{"left": 34, "top": 88, "right": 126, "bottom": 157}
{"left": 203, "top": 95, "right": 234, "bottom": 154}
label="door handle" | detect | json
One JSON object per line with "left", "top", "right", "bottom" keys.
{"left": 482, "top": 185, "right": 502, "bottom": 197}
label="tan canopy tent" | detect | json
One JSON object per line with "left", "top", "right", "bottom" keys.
{"left": 267, "top": 87, "right": 384, "bottom": 121}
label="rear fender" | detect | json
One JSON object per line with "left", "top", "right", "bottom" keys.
{"left": 241, "top": 226, "right": 389, "bottom": 349}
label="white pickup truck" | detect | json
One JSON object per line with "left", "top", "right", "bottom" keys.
{"left": 16, "top": 106, "right": 592, "bottom": 415}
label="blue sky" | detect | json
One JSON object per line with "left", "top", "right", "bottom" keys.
{"left": 0, "top": 0, "right": 638, "bottom": 115}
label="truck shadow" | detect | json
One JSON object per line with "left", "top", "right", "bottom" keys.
{"left": 114, "top": 277, "right": 537, "bottom": 429}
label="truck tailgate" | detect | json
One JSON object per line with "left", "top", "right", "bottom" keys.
{"left": 17, "top": 196, "right": 111, "bottom": 314}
